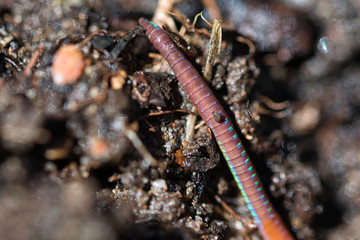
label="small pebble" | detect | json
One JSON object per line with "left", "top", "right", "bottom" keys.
{"left": 151, "top": 179, "right": 168, "bottom": 194}
{"left": 51, "top": 44, "right": 85, "bottom": 86}
{"left": 212, "top": 111, "right": 225, "bottom": 123}
{"left": 88, "top": 137, "right": 109, "bottom": 158}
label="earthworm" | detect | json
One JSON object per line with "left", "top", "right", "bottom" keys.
{"left": 139, "top": 18, "right": 295, "bottom": 240}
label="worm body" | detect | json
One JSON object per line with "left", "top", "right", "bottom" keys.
{"left": 139, "top": 18, "right": 294, "bottom": 240}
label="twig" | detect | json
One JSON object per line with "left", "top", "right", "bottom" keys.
{"left": 200, "top": 0, "right": 222, "bottom": 21}
{"left": 124, "top": 124, "right": 158, "bottom": 167}
{"left": 257, "top": 95, "right": 290, "bottom": 110}
{"left": 184, "top": 106, "right": 198, "bottom": 142}
{"left": 236, "top": 36, "right": 256, "bottom": 59}
{"left": 147, "top": 109, "right": 196, "bottom": 117}
{"left": 24, "top": 48, "right": 43, "bottom": 77}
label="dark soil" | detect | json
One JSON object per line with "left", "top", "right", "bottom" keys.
{"left": 0, "top": 0, "right": 358, "bottom": 240}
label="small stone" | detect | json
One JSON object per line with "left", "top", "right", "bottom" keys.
{"left": 151, "top": 179, "right": 167, "bottom": 194}
{"left": 212, "top": 111, "right": 225, "bottom": 123}
{"left": 51, "top": 44, "right": 85, "bottom": 86}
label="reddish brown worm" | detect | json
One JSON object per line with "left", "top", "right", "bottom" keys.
{"left": 139, "top": 18, "right": 294, "bottom": 240}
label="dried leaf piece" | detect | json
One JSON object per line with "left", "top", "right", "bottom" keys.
{"left": 51, "top": 44, "right": 85, "bottom": 86}
{"left": 204, "top": 19, "right": 222, "bottom": 81}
